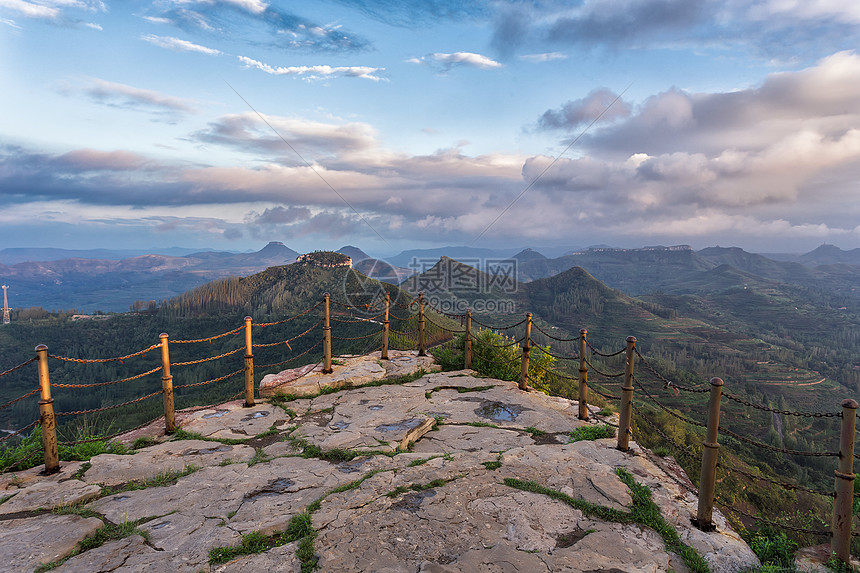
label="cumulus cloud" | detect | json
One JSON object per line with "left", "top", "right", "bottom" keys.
{"left": 0, "top": 0, "right": 105, "bottom": 22}
{"left": 538, "top": 89, "right": 632, "bottom": 131}
{"left": 142, "top": 34, "right": 222, "bottom": 55}
{"left": 72, "top": 77, "right": 197, "bottom": 115}
{"left": 238, "top": 56, "right": 385, "bottom": 81}
{"left": 245, "top": 205, "right": 311, "bottom": 225}
{"left": 408, "top": 52, "right": 502, "bottom": 71}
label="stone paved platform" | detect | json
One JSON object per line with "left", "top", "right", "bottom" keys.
{"left": 0, "top": 353, "right": 761, "bottom": 573}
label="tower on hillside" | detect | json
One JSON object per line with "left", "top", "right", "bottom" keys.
{"left": 2, "top": 285, "right": 10, "bottom": 324}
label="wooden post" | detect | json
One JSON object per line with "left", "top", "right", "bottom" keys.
{"left": 519, "top": 313, "right": 532, "bottom": 391}
{"left": 831, "top": 398, "right": 857, "bottom": 564}
{"left": 695, "top": 377, "right": 724, "bottom": 531}
{"left": 323, "top": 293, "right": 332, "bottom": 373}
{"left": 578, "top": 329, "right": 589, "bottom": 420}
{"left": 617, "top": 336, "right": 636, "bottom": 451}
{"left": 381, "top": 292, "right": 390, "bottom": 360}
{"left": 418, "top": 293, "right": 426, "bottom": 357}
{"left": 160, "top": 333, "right": 175, "bottom": 434}
{"left": 243, "top": 316, "right": 255, "bottom": 407}
{"left": 35, "top": 345, "right": 59, "bottom": 474}
{"left": 464, "top": 310, "right": 472, "bottom": 370}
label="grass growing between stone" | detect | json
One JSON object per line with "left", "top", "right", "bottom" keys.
{"left": 35, "top": 519, "right": 151, "bottom": 572}
{"left": 568, "top": 424, "right": 615, "bottom": 443}
{"left": 171, "top": 428, "right": 248, "bottom": 445}
{"left": 504, "top": 471, "right": 710, "bottom": 573}
{"left": 100, "top": 464, "right": 200, "bottom": 497}
{"left": 0, "top": 426, "right": 130, "bottom": 473}
{"left": 208, "top": 512, "right": 318, "bottom": 572}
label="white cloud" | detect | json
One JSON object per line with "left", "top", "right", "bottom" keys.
{"left": 76, "top": 77, "right": 197, "bottom": 114}
{"left": 518, "top": 52, "right": 567, "bottom": 62}
{"left": 142, "top": 34, "right": 222, "bottom": 55}
{"left": 170, "top": 0, "right": 268, "bottom": 15}
{"left": 409, "top": 51, "right": 502, "bottom": 71}
{"left": 0, "top": 0, "right": 105, "bottom": 20}
{"left": 83, "top": 21, "right": 100, "bottom": 29}
{"left": 238, "top": 56, "right": 385, "bottom": 81}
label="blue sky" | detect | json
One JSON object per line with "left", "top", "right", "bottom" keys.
{"left": 2, "top": 0, "right": 860, "bottom": 257}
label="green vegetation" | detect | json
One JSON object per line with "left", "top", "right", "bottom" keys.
{"left": 0, "top": 427, "right": 128, "bottom": 473}
{"left": 101, "top": 465, "right": 200, "bottom": 496}
{"left": 36, "top": 519, "right": 151, "bottom": 572}
{"left": 385, "top": 477, "right": 457, "bottom": 498}
{"left": 746, "top": 527, "right": 798, "bottom": 569}
{"left": 568, "top": 425, "right": 615, "bottom": 443}
{"left": 208, "top": 512, "right": 317, "bottom": 572}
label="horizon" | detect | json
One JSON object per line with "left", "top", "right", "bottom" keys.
{"left": 2, "top": 2, "right": 860, "bottom": 254}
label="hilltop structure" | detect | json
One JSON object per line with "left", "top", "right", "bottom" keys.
{"left": 296, "top": 251, "right": 352, "bottom": 268}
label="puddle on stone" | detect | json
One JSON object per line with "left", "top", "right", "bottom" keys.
{"left": 330, "top": 420, "right": 350, "bottom": 430}
{"left": 150, "top": 521, "right": 170, "bottom": 530}
{"left": 114, "top": 495, "right": 130, "bottom": 501}
{"left": 241, "top": 411, "right": 269, "bottom": 421}
{"left": 359, "top": 399, "right": 370, "bottom": 405}
{"left": 202, "top": 411, "right": 227, "bottom": 419}
{"left": 337, "top": 459, "right": 367, "bottom": 473}
{"left": 475, "top": 401, "right": 524, "bottom": 422}
{"left": 245, "top": 477, "right": 295, "bottom": 501}
{"left": 375, "top": 418, "right": 423, "bottom": 432}
{"left": 193, "top": 445, "right": 232, "bottom": 455}
{"left": 392, "top": 489, "right": 436, "bottom": 513}
{"left": 369, "top": 405, "right": 384, "bottom": 411}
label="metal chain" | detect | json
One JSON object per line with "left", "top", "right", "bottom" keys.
{"left": 55, "top": 389, "right": 164, "bottom": 417}
{"left": 173, "top": 346, "right": 244, "bottom": 367}
{"left": 331, "top": 311, "right": 386, "bottom": 323}
{"left": 589, "top": 384, "right": 621, "bottom": 401}
{"left": 256, "top": 300, "right": 323, "bottom": 327}
{"left": 721, "top": 391, "right": 841, "bottom": 419}
{"left": 423, "top": 313, "right": 466, "bottom": 334}
{"left": 633, "top": 376, "right": 708, "bottom": 428}
{"left": 0, "top": 419, "right": 39, "bottom": 445}
{"left": 585, "top": 339, "right": 626, "bottom": 357}
{"left": 389, "top": 328, "right": 417, "bottom": 337}
{"left": 51, "top": 366, "right": 162, "bottom": 389}
{"left": 333, "top": 329, "right": 383, "bottom": 341}
{"left": 633, "top": 407, "right": 699, "bottom": 495}
{"left": 253, "top": 319, "right": 323, "bottom": 348}
{"left": 172, "top": 325, "right": 244, "bottom": 344}
{"left": 718, "top": 425, "right": 839, "bottom": 457}
{"left": 471, "top": 316, "right": 528, "bottom": 331}
{"left": 634, "top": 349, "right": 710, "bottom": 393}
{"left": 0, "top": 356, "right": 37, "bottom": 379}
{"left": 389, "top": 311, "right": 415, "bottom": 322}
{"left": 531, "top": 345, "right": 579, "bottom": 361}
{"left": 530, "top": 361, "right": 579, "bottom": 381}
{"left": 57, "top": 412, "right": 166, "bottom": 446}
{"left": 0, "top": 388, "right": 40, "bottom": 412}
{"left": 584, "top": 357, "right": 625, "bottom": 378}
{"left": 49, "top": 343, "right": 161, "bottom": 364}
{"left": 174, "top": 368, "right": 245, "bottom": 389}
{"left": 714, "top": 499, "right": 831, "bottom": 537}
{"left": 716, "top": 461, "right": 835, "bottom": 498}
{"left": 256, "top": 339, "right": 323, "bottom": 369}
{"left": 1, "top": 439, "right": 42, "bottom": 473}
{"left": 473, "top": 335, "right": 524, "bottom": 349}
{"left": 530, "top": 322, "right": 581, "bottom": 342}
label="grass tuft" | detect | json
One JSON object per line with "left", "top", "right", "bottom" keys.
{"left": 568, "top": 425, "right": 615, "bottom": 443}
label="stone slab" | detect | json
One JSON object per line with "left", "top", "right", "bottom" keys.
{"left": 181, "top": 403, "right": 286, "bottom": 440}
{"left": 0, "top": 479, "right": 101, "bottom": 515}
{"left": 0, "top": 513, "right": 103, "bottom": 573}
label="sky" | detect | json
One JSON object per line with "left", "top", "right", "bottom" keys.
{"left": 1, "top": 0, "right": 860, "bottom": 258}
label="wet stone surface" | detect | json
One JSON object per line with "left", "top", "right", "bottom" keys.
{"left": 0, "top": 357, "right": 760, "bottom": 573}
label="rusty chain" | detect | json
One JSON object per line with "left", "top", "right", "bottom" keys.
{"left": 174, "top": 367, "right": 245, "bottom": 390}
{"left": 51, "top": 366, "right": 162, "bottom": 389}
{"left": 470, "top": 316, "right": 528, "bottom": 331}
{"left": 530, "top": 322, "right": 581, "bottom": 342}
{"left": 256, "top": 300, "right": 324, "bottom": 327}
{"left": 714, "top": 499, "right": 831, "bottom": 537}
{"left": 333, "top": 329, "right": 383, "bottom": 341}
{"left": 422, "top": 313, "right": 466, "bottom": 334}
{"left": 1, "top": 438, "right": 42, "bottom": 473}
{"left": 715, "top": 461, "right": 835, "bottom": 498}
{"left": 331, "top": 310, "right": 386, "bottom": 323}
{"left": 721, "top": 391, "right": 841, "bottom": 419}
{"left": 57, "top": 412, "right": 166, "bottom": 446}
{"left": 253, "top": 319, "right": 323, "bottom": 348}
{"left": 55, "top": 389, "right": 163, "bottom": 417}
{"left": 389, "top": 311, "right": 416, "bottom": 322}
{"left": 171, "top": 325, "right": 244, "bottom": 344}
{"left": 718, "top": 425, "right": 839, "bottom": 457}
{"left": 256, "top": 339, "right": 323, "bottom": 369}
{"left": 49, "top": 343, "right": 161, "bottom": 364}
{"left": 531, "top": 345, "right": 579, "bottom": 361}
{"left": 0, "top": 419, "right": 39, "bottom": 446}
{"left": 0, "top": 388, "right": 40, "bottom": 412}
{"left": 173, "top": 346, "right": 244, "bottom": 367}
{"left": 585, "top": 339, "right": 626, "bottom": 357}
{"left": 0, "top": 356, "right": 37, "bottom": 379}
{"left": 473, "top": 335, "right": 524, "bottom": 349}
{"left": 634, "top": 349, "right": 709, "bottom": 393}
{"left": 584, "top": 357, "right": 625, "bottom": 378}
{"left": 633, "top": 376, "right": 708, "bottom": 428}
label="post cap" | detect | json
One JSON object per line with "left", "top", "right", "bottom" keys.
{"left": 842, "top": 399, "right": 858, "bottom": 410}
{"left": 710, "top": 377, "right": 724, "bottom": 387}
{"left": 580, "top": 328, "right": 587, "bottom": 334}
{"left": 324, "top": 292, "right": 330, "bottom": 297}
{"left": 244, "top": 316, "right": 252, "bottom": 321}
{"left": 160, "top": 332, "right": 169, "bottom": 339}
{"left": 626, "top": 336, "right": 637, "bottom": 343}
{"left": 35, "top": 344, "right": 48, "bottom": 352}
{"left": 526, "top": 312, "right": 532, "bottom": 318}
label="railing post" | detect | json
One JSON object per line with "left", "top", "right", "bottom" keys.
{"left": 464, "top": 310, "right": 472, "bottom": 370}
{"left": 160, "top": 333, "right": 175, "bottom": 434}
{"left": 578, "top": 329, "right": 589, "bottom": 420}
{"left": 417, "top": 293, "right": 426, "bottom": 357}
{"left": 35, "top": 345, "right": 59, "bottom": 474}
{"left": 323, "top": 293, "right": 332, "bottom": 373}
{"left": 831, "top": 398, "right": 857, "bottom": 564}
{"left": 519, "top": 313, "right": 532, "bottom": 391}
{"left": 695, "top": 377, "right": 724, "bottom": 531}
{"left": 381, "top": 292, "right": 390, "bottom": 360}
{"left": 617, "top": 336, "right": 636, "bottom": 451}
{"left": 243, "top": 316, "right": 255, "bottom": 407}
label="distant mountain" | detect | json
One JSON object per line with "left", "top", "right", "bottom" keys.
{"left": 797, "top": 244, "right": 860, "bottom": 266}
{"left": 512, "top": 248, "right": 547, "bottom": 262}
{"left": 337, "top": 245, "right": 370, "bottom": 262}
{"left": 0, "top": 247, "right": 217, "bottom": 265}
{"left": 387, "top": 246, "right": 516, "bottom": 269}
{"left": 353, "top": 258, "right": 412, "bottom": 284}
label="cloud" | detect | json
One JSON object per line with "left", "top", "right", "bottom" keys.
{"left": 0, "top": 0, "right": 105, "bottom": 22}
{"left": 408, "top": 51, "right": 502, "bottom": 71}
{"left": 142, "top": 34, "right": 222, "bottom": 55}
{"left": 329, "top": 1, "right": 488, "bottom": 26}
{"left": 237, "top": 56, "right": 385, "bottom": 81}
{"left": 538, "top": 89, "right": 632, "bottom": 131}
{"left": 73, "top": 77, "right": 197, "bottom": 115}
{"left": 150, "top": 1, "right": 369, "bottom": 52}
{"left": 518, "top": 52, "right": 567, "bottom": 62}
{"left": 246, "top": 205, "right": 311, "bottom": 225}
